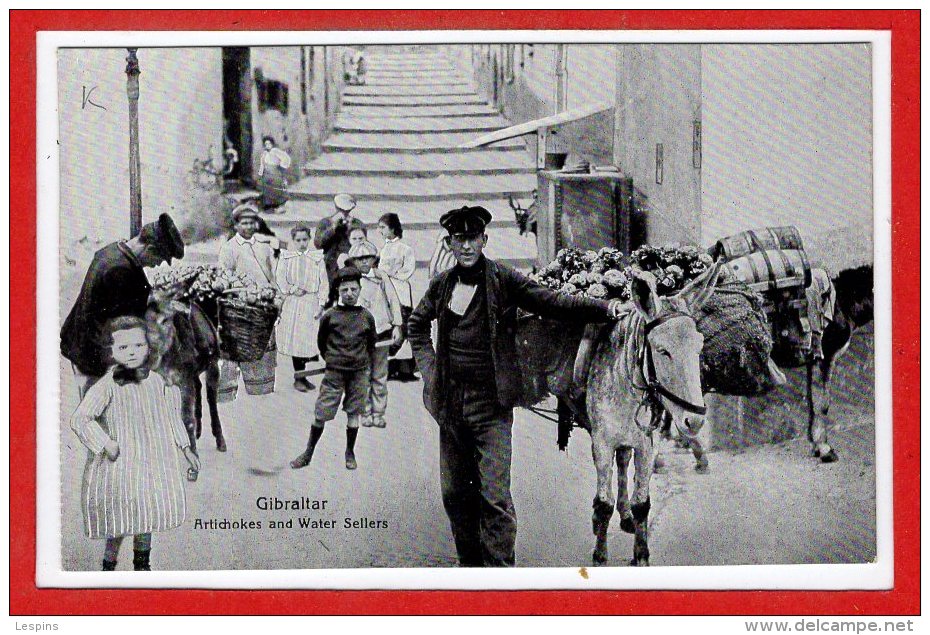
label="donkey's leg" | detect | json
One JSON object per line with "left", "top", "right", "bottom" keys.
{"left": 180, "top": 380, "right": 198, "bottom": 453}
{"left": 807, "top": 361, "right": 837, "bottom": 463}
{"left": 206, "top": 360, "right": 226, "bottom": 452}
{"left": 819, "top": 356, "right": 834, "bottom": 416}
{"left": 591, "top": 434, "right": 616, "bottom": 566}
{"left": 193, "top": 375, "right": 203, "bottom": 440}
{"left": 616, "top": 447, "right": 635, "bottom": 534}
{"left": 630, "top": 436, "right": 654, "bottom": 566}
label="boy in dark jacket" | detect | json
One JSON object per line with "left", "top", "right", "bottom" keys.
{"left": 291, "top": 267, "right": 376, "bottom": 471}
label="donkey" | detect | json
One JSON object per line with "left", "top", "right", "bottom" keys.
{"left": 146, "top": 286, "right": 226, "bottom": 454}
{"left": 795, "top": 264, "right": 874, "bottom": 462}
{"left": 585, "top": 263, "right": 720, "bottom": 566}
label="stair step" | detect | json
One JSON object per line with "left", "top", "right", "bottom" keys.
{"left": 289, "top": 172, "right": 536, "bottom": 203}
{"left": 333, "top": 115, "right": 508, "bottom": 134}
{"left": 364, "top": 72, "right": 470, "bottom": 82}
{"left": 340, "top": 104, "right": 500, "bottom": 118}
{"left": 342, "top": 95, "right": 489, "bottom": 107}
{"left": 268, "top": 197, "right": 533, "bottom": 229}
{"left": 302, "top": 150, "right": 534, "bottom": 177}
{"left": 360, "top": 61, "right": 454, "bottom": 71}
{"left": 323, "top": 132, "right": 523, "bottom": 153}
{"left": 363, "top": 53, "right": 449, "bottom": 62}
{"left": 343, "top": 85, "right": 477, "bottom": 97}
{"left": 289, "top": 174, "right": 536, "bottom": 204}
{"left": 360, "top": 79, "right": 473, "bottom": 88}
{"left": 182, "top": 230, "right": 537, "bottom": 279}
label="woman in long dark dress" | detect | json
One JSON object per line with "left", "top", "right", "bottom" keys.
{"left": 258, "top": 135, "right": 291, "bottom": 211}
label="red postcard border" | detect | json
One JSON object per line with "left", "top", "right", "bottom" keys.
{"left": 10, "top": 9, "right": 920, "bottom": 615}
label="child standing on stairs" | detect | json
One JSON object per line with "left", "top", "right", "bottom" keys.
{"left": 291, "top": 267, "right": 376, "bottom": 471}
{"left": 70, "top": 316, "right": 200, "bottom": 571}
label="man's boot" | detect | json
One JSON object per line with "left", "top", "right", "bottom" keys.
{"left": 132, "top": 549, "right": 151, "bottom": 571}
{"left": 101, "top": 559, "right": 117, "bottom": 571}
{"left": 291, "top": 424, "right": 324, "bottom": 469}
{"left": 345, "top": 426, "right": 359, "bottom": 470}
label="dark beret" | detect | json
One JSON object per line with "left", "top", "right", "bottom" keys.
{"left": 439, "top": 205, "right": 492, "bottom": 234}
{"left": 333, "top": 266, "right": 362, "bottom": 287}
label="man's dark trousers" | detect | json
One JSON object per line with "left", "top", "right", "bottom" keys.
{"left": 439, "top": 380, "right": 516, "bottom": 567}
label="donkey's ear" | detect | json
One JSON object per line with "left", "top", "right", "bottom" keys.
{"left": 677, "top": 259, "right": 721, "bottom": 313}
{"left": 630, "top": 269, "right": 661, "bottom": 321}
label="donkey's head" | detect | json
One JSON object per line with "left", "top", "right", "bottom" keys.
{"left": 145, "top": 284, "right": 190, "bottom": 381}
{"left": 630, "top": 262, "right": 720, "bottom": 435}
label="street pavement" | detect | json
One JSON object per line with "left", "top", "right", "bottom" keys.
{"left": 58, "top": 323, "right": 875, "bottom": 571}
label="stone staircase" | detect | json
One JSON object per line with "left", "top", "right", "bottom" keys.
{"left": 187, "top": 50, "right": 537, "bottom": 299}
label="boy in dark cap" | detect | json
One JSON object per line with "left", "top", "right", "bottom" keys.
{"left": 61, "top": 213, "right": 185, "bottom": 396}
{"left": 291, "top": 266, "right": 376, "bottom": 471}
{"left": 408, "top": 205, "right": 626, "bottom": 567}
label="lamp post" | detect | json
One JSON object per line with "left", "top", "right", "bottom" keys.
{"left": 126, "top": 48, "right": 142, "bottom": 237}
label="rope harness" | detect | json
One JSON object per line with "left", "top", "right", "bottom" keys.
{"left": 632, "top": 313, "right": 707, "bottom": 432}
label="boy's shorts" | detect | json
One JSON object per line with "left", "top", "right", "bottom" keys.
{"left": 314, "top": 368, "right": 370, "bottom": 425}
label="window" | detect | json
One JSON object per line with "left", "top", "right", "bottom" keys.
{"left": 255, "top": 66, "right": 289, "bottom": 115}
{"left": 504, "top": 44, "right": 515, "bottom": 84}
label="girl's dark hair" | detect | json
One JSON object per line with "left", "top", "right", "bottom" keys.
{"left": 99, "top": 316, "right": 149, "bottom": 366}
{"left": 291, "top": 223, "right": 313, "bottom": 240}
{"left": 379, "top": 213, "right": 403, "bottom": 238}
{"left": 101, "top": 316, "right": 147, "bottom": 344}
{"left": 262, "top": 135, "right": 276, "bottom": 146}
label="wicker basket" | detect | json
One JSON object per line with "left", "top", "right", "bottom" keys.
{"left": 217, "top": 299, "right": 278, "bottom": 362}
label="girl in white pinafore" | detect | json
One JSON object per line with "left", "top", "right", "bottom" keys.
{"left": 70, "top": 316, "right": 199, "bottom": 571}
{"left": 378, "top": 213, "right": 418, "bottom": 381}
{"left": 276, "top": 224, "right": 329, "bottom": 392}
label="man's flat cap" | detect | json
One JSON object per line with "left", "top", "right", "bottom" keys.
{"left": 334, "top": 193, "right": 357, "bottom": 212}
{"left": 153, "top": 213, "right": 185, "bottom": 261}
{"left": 231, "top": 204, "right": 260, "bottom": 222}
{"left": 439, "top": 205, "right": 492, "bottom": 234}
{"left": 347, "top": 240, "right": 379, "bottom": 259}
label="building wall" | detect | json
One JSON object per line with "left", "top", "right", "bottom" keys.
{"left": 249, "top": 46, "right": 333, "bottom": 182}
{"left": 701, "top": 44, "right": 873, "bottom": 272}
{"left": 58, "top": 47, "right": 223, "bottom": 245}
{"left": 470, "top": 44, "right": 617, "bottom": 165}
{"left": 613, "top": 44, "right": 703, "bottom": 247}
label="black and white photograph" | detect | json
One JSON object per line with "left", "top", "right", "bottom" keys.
{"left": 37, "top": 32, "right": 888, "bottom": 589}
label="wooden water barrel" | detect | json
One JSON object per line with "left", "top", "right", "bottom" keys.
{"left": 712, "top": 226, "right": 804, "bottom": 261}
{"left": 723, "top": 248, "right": 812, "bottom": 292}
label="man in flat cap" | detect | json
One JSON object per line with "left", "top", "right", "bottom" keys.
{"left": 408, "top": 205, "right": 625, "bottom": 567}
{"left": 61, "top": 213, "right": 185, "bottom": 397}
{"left": 217, "top": 204, "right": 280, "bottom": 400}
{"left": 315, "top": 193, "right": 366, "bottom": 304}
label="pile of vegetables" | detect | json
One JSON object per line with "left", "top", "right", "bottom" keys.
{"left": 151, "top": 265, "right": 281, "bottom": 309}
{"left": 530, "top": 244, "right": 716, "bottom": 300}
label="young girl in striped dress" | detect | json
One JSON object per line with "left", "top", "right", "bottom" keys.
{"left": 70, "top": 316, "right": 200, "bottom": 571}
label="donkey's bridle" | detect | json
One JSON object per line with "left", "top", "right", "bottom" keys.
{"left": 640, "top": 313, "right": 707, "bottom": 416}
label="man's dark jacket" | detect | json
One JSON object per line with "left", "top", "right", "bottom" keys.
{"left": 314, "top": 214, "right": 366, "bottom": 285}
{"left": 61, "top": 243, "right": 151, "bottom": 377}
{"left": 408, "top": 257, "right": 613, "bottom": 423}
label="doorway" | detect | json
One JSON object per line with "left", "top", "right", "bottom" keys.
{"left": 222, "top": 47, "right": 253, "bottom": 185}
